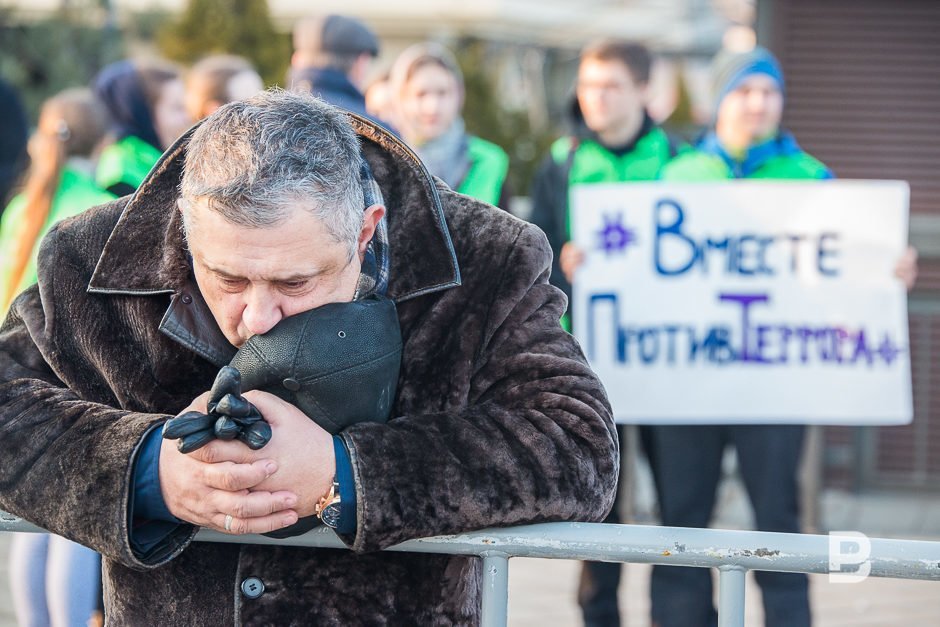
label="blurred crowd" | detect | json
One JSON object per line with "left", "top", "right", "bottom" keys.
{"left": 0, "top": 11, "right": 919, "bottom": 627}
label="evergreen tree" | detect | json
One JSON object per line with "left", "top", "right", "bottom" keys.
{"left": 158, "top": 0, "right": 289, "bottom": 86}
{"left": 663, "top": 64, "right": 699, "bottom": 142}
{"left": 455, "top": 38, "right": 555, "bottom": 198}
{"left": 0, "top": 3, "right": 121, "bottom": 123}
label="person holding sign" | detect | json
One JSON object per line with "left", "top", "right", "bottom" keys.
{"left": 530, "top": 39, "right": 684, "bottom": 627}
{"left": 648, "top": 47, "right": 917, "bottom": 627}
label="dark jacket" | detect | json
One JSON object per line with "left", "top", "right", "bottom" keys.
{"left": 0, "top": 114, "right": 618, "bottom": 625}
{"left": 291, "top": 66, "right": 397, "bottom": 134}
{"left": 660, "top": 130, "right": 832, "bottom": 181}
{"left": 0, "top": 77, "right": 28, "bottom": 212}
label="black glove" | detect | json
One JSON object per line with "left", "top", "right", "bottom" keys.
{"left": 162, "top": 366, "right": 273, "bottom": 453}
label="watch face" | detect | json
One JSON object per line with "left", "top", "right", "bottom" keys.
{"left": 321, "top": 502, "right": 342, "bottom": 529}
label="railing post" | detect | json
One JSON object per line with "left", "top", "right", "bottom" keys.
{"left": 481, "top": 552, "right": 509, "bottom": 627}
{"left": 717, "top": 565, "right": 746, "bottom": 627}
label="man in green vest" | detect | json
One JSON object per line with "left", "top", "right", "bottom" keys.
{"left": 660, "top": 47, "right": 829, "bottom": 182}
{"left": 529, "top": 39, "right": 682, "bottom": 627}
{"left": 648, "top": 47, "right": 815, "bottom": 627}
{"left": 650, "top": 46, "right": 916, "bottom": 627}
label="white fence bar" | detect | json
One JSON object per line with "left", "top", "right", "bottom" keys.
{"left": 717, "top": 566, "right": 746, "bottom": 627}
{"left": 481, "top": 552, "right": 510, "bottom": 626}
{"left": 4, "top": 513, "right": 940, "bottom": 579}
{"left": 192, "top": 522, "right": 940, "bottom": 581}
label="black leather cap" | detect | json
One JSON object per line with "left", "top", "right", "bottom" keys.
{"left": 230, "top": 295, "right": 401, "bottom": 434}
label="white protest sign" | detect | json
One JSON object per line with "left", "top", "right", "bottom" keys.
{"left": 570, "top": 180, "right": 911, "bottom": 425}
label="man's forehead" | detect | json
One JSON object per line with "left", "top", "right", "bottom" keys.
{"left": 191, "top": 234, "right": 345, "bottom": 283}
{"left": 733, "top": 73, "right": 781, "bottom": 91}
{"left": 179, "top": 195, "right": 318, "bottom": 225}
{"left": 182, "top": 195, "right": 340, "bottom": 247}
{"left": 579, "top": 57, "right": 634, "bottom": 82}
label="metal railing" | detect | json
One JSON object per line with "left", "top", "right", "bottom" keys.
{"left": 3, "top": 511, "right": 940, "bottom": 627}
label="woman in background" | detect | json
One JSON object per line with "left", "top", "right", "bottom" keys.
{"left": 389, "top": 43, "right": 510, "bottom": 208}
{"left": 184, "top": 54, "right": 263, "bottom": 122}
{"left": 1, "top": 88, "right": 115, "bottom": 313}
{"left": 93, "top": 59, "right": 191, "bottom": 197}
{"left": 2, "top": 87, "right": 113, "bottom": 626}
{"left": 364, "top": 71, "right": 398, "bottom": 130}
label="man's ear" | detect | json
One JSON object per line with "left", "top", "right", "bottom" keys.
{"left": 357, "top": 204, "right": 386, "bottom": 260}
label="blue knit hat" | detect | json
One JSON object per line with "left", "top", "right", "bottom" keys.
{"left": 711, "top": 46, "right": 785, "bottom": 111}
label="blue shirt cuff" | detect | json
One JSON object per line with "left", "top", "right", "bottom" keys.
{"left": 130, "top": 425, "right": 182, "bottom": 555}
{"left": 134, "top": 427, "right": 179, "bottom": 522}
{"left": 332, "top": 435, "right": 357, "bottom": 535}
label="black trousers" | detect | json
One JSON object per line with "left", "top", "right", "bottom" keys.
{"left": 578, "top": 424, "right": 657, "bottom": 627}
{"left": 646, "top": 424, "right": 811, "bottom": 627}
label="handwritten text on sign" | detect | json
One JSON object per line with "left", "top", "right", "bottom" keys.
{"left": 570, "top": 181, "right": 911, "bottom": 424}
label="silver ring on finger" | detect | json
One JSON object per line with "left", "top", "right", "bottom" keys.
{"left": 224, "top": 514, "right": 234, "bottom": 532}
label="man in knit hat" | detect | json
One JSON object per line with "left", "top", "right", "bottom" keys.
{"left": 651, "top": 46, "right": 818, "bottom": 627}
{"left": 661, "top": 46, "right": 828, "bottom": 181}
{"left": 649, "top": 46, "right": 916, "bottom": 627}
{"left": 289, "top": 14, "right": 394, "bottom": 130}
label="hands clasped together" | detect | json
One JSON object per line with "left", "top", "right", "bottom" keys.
{"left": 159, "top": 368, "right": 335, "bottom": 535}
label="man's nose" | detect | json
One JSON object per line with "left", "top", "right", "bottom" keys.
{"left": 747, "top": 89, "right": 769, "bottom": 110}
{"left": 242, "top": 290, "right": 282, "bottom": 337}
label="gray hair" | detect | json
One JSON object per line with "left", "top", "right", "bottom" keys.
{"left": 179, "top": 89, "right": 365, "bottom": 256}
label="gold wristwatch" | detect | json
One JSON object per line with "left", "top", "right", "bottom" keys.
{"left": 315, "top": 479, "right": 342, "bottom": 529}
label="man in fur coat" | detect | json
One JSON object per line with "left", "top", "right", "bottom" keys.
{"left": 0, "top": 90, "right": 618, "bottom": 625}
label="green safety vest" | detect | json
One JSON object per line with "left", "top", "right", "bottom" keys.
{"left": 457, "top": 136, "right": 510, "bottom": 207}
{"left": 660, "top": 148, "right": 830, "bottom": 181}
{"left": 95, "top": 135, "right": 164, "bottom": 196}
{"left": 549, "top": 125, "right": 682, "bottom": 330}
{"left": 1, "top": 167, "right": 115, "bottom": 313}
{"left": 552, "top": 126, "right": 682, "bottom": 239}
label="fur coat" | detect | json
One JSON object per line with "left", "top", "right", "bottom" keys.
{"left": 0, "top": 115, "right": 619, "bottom": 625}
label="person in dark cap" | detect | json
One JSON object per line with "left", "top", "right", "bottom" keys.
{"left": 652, "top": 46, "right": 817, "bottom": 627}
{"left": 662, "top": 46, "right": 826, "bottom": 181}
{"left": 289, "top": 14, "right": 394, "bottom": 131}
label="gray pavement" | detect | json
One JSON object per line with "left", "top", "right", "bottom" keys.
{"left": 508, "top": 558, "right": 940, "bottom": 626}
